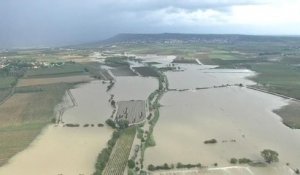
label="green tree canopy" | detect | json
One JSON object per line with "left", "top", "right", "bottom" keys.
{"left": 261, "top": 149, "right": 279, "bottom": 163}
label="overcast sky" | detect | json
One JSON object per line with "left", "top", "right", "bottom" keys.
{"left": 1, "top": 0, "right": 300, "bottom": 48}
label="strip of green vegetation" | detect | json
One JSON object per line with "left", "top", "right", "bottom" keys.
{"left": 94, "top": 127, "right": 136, "bottom": 175}
{"left": 94, "top": 131, "right": 121, "bottom": 174}
{"left": 25, "top": 62, "right": 86, "bottom": 78}
{"left": 104, "top": 56, "right": 130, "bottom": 67}
{"left": 148, "top": 162, "right": 202, "bottom": 171}
{"left": 139, "top": 69, "right": 166, "bottom": 171}
{"left": 133, "top": 66, "right": 160, "bottom": 77}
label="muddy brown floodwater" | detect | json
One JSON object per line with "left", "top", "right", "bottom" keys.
{"left": 110, "top": 76, "right": 158, "bottom": 101}
{"left": 145, "top": 64, "right": 300, "bottom": 175}
{"left": 0, "top": 75, "right": 158, "bottom": 175}
{"left": 0, "top": 80, "right": 114, "bottom": 175}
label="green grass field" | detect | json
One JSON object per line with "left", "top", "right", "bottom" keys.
{"left": 25, "top": 63, "right": 86, "bottom": 78}
{"left": 249, "top": 63, "right": 300, "bottom": 99}
{"left": 0, "top": 77, "right": 17, "bottom": 89}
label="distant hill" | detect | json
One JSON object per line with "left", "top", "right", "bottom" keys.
{"left": 76, "top": 33, "right": 300, "bottom": 48}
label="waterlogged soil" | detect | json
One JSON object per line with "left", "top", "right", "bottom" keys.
{"left": 145, "top": 63, "right": 300, "bottom": 174}
{"left": 0, "top": 126, "right": 113, "bottom": 175}
{"left": 62, "top": 80, "right": 112, "bottom": 124}
{"left": 0, "top": 75, "right": 158, "bottom": 175}
{"left": 165, "top": 64, "right": 255, "bottom": 89}
{"left": 110, "top": 76, "right": 158, "bottom": 101}
{"left": 0, "top": 80, "right": 114, "bottom": 175}
{"left": 145, "top": 87, "right": 300, "bottom": 171}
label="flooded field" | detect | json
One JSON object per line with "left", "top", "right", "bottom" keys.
{"left": 0, "top": 80, "right": 114, "bottom": 175}
{"left": 145, "top": 88, "right": 300, "bottom": 171}
{"left": 116, "top": 100, "right": 146, "bottom": 124}
{"left": 145, "top": 64, "right": 300, "bottom": 174}
{"left": 0, "top": 126, "right": 112, "bottom": 175}
{"left": 62, "top": 80, "right": 112, "bottom": 124}
{"left": 0, "top": 72, "right": 159, "bottom": 175}
{"left": 110, "top": 76, "right": 158, "bottom": 101}
{"left": 166, "top": 64, "right": 255, "bottom": 89}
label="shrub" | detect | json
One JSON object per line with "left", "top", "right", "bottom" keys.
{"left": 117, "top": 119, "right": 129, "bottom": 129}
{"left": 176, "top": 162, "right": 201, "bottom": 169}
{"left": 230, "top": 158, "right": 237, "bottom": 164}
{"left": 128, "top": 159, "right": 135, "bottom": 169}
{"left": 51, "top": 118, "right": 56, "bottom": 123}
{"left": 64, "top": 123, "right": 80, "bottom": 127}
{"left": 238, "top": 158, "right": 252, "bottom": 164}
{"left": 204, "top": 139, "right": 217, "bottom": 144}
{"left": 106, "top": 119, "right": 116, "bottom": 128}
{"left": 148, "top": 164, "right": 156, "bottom": 171}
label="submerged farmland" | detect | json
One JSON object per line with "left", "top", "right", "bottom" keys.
{"left": 1, "top": 50, "right": 300, "bottom": 175}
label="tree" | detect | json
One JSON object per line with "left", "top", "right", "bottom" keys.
{"left": 261, "top": 149, "right": 279, "bottom": 163}
{"left": 148, "top": 164, "right": 155, "bottom": 171}
{"left": 105, "top": 119, "right": 116, "bottom": 128}
{"left": 230, "top": 158, "right": 237, "bottom": 164}
{"left": 128, "top": 159, "right": 135, "bottom": 169}
{"left": 117, "top": 119, "right": 129, "bottom": 129}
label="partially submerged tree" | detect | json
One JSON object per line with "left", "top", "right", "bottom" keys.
{"left": 261, "top": 149, "right": 279, "bottom": 163}
{"left": 105, "top": 119, "right": 116, "bottom": 128}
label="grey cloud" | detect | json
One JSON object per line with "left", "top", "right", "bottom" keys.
{"left": 0, "top": 0, "right": 296, "bottom": 48}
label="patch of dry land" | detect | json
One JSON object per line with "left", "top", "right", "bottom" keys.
{"left": 0, "top": 93, "right": 33, "bottom": 126}
{"left": 17, "top": 75, "right": 92, "bottom": 87}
